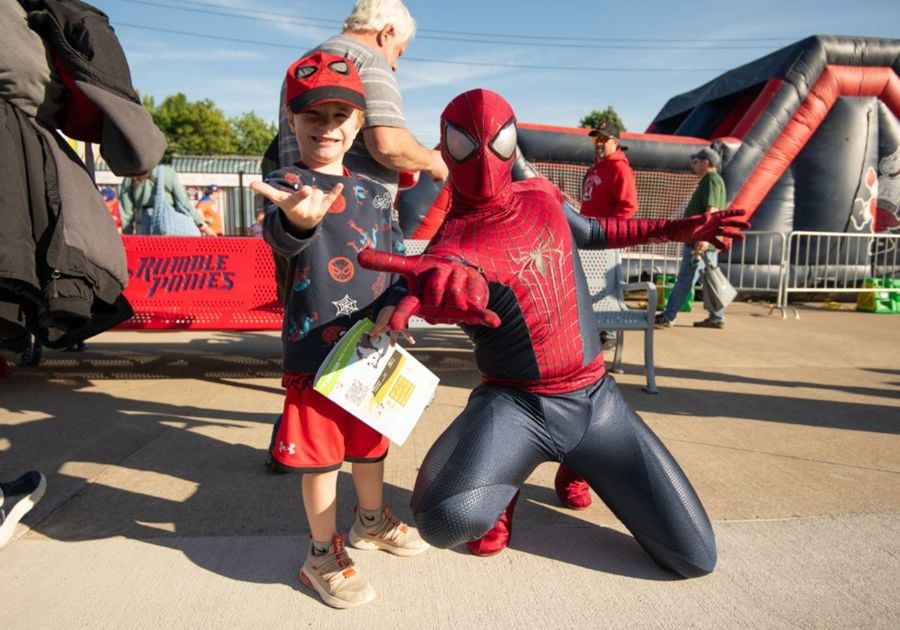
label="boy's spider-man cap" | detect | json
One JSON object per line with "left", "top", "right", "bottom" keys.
{"left": 285, "top": 51, "right": 366, "bottom": 114}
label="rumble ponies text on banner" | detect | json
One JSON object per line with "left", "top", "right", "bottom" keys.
{"left": 118, "top": 236, "right": 282, "bottom": 330}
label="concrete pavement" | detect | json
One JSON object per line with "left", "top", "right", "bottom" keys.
{"left": 2, "top": 301, "right": 898, "bottom": 629}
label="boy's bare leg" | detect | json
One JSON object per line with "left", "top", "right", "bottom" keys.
{"left": 348, "top": 459, "right": 428, "bottom": 556}
{"left": 351, "top": 460, "right": 384, "bottom": 511}
{"left": 302, "top": 470, "right": 339, "bottom": 541}
{"left": 300, "top": 468, "right": 375, "bottom": 608}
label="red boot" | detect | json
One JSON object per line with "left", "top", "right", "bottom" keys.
{"left": 554, "top": 464, "right": 591, "bottom": 509}
{"left": 466, "top": 490, "right": 520, "bottom": 556}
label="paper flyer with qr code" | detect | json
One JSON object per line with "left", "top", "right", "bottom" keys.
{"left": 313, "top": 318, "right": 439, "bottom": 446}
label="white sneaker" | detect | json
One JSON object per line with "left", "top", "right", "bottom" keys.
{"left": 299, "top": 534, "right": 376, "bottom": 609}
{"left": 348, "top": 506, "right": 429, "bottom": 557}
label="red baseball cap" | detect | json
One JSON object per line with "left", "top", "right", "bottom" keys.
{"left": 285, "top": 51, "right": 366, "bottom": 114}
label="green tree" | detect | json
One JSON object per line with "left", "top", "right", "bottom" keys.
{"left": 230, "top": 112, "right": 277, "bottom": 156}
{"left": 146, "top": 93, "right": 237, "bottom": 156}
{"left": 579, "top": 106, "right": 626, "bottom": 132}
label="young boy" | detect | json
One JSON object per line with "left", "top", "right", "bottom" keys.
{"left": 251, "top": 51, "right": 427, "bottom": 609}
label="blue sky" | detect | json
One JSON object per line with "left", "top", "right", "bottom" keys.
{"left": 91, "top": 0, "right": 899, "bottom": 147}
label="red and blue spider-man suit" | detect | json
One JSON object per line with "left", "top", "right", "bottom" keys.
{"left": 359, "top": 89, "right": 748, "bottom": 577}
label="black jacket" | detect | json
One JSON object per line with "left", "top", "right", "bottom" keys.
{"left": 0, "top": 0, "right": 166, "bottom": 350}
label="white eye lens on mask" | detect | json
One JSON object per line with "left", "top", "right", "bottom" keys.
{"left": 489, "top": 119, "right": 517, "bottom": 160}
{"left": 444, "top": 121, "right": 479, "bottom": 161}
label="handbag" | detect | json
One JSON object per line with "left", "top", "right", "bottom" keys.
{"left": 147, "top": 166, "right": 201, "bottom": 236}
{"left": 700, "top": 252, "right": 737, "bottom": 312}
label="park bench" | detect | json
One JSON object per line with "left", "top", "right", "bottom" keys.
{"left": 579, "top": 249, "right": 659, "bottom": 394}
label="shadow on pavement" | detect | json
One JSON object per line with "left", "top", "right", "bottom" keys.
{"left": 2, "top": 318, "right": 896, "bottom": 590}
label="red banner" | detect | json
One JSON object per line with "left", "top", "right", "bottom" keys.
{"left": 118, "top": 236, "right": 282, "bottom": 330}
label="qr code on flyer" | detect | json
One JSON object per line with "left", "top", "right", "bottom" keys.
{"left": 345, "top": 379, "right": 369, "bottom": 407}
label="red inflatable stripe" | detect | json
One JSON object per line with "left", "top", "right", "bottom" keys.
{"left": 730, "top": 65, "right": 900, "bottom": 219}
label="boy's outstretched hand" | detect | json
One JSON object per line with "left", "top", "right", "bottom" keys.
{"left": 250, "top": 181, "right": 344, "bottom": 232}
{"left": 358, "top": 248, "right": 501, "bottom": 333}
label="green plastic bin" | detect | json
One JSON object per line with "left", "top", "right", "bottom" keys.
{"left": 855, "top": 278, "right": 897, "bottom": 313}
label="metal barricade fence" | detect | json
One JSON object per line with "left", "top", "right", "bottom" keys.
{"left": 618, "top": 231, "right": 787, "bottom": 300}
{"left": 780, "top": 231, "right": 900, "bottom": 312}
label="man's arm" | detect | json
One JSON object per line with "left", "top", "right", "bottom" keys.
{"left": 363, "top": 126, "right": 448, "bottom": 182}
{"left": 167, "top": 168, "right": 192, "bottom": 211}
{"left": 353, "top": 52, "right": 448, "bottom": 181}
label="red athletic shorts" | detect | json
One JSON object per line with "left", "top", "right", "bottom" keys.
{"left": 272, "top": 373, "right": 389, "bottom": 472}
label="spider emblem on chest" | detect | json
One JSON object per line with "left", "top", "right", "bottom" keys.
{"left": 511, "top": 240, "right": 563, "bottom": 279}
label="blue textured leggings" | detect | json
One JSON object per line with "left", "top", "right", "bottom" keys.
{"left": 411, "top": 375, "right": 717, "bottom": 577}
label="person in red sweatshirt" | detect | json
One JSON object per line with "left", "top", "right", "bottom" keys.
{"left": 580, "top": 120, "right": 638, "bottom": 219}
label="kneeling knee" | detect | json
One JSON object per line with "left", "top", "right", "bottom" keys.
{"left": 413, "top": 499, "right": 491, "bottom": 549}
{"left": 640, "top": 534, "right": 717, "bottom": 578}
{"left": 413, "top": 489, "right": 510, "bottom": 549}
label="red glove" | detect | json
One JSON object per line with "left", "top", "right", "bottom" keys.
{"left": 358, "top": 248, "right": 501, "bottom": 331}
{"left": 602, "top": 210, "right": 750, "bottom": 250}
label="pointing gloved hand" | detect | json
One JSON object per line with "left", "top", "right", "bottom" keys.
{"left": 358, "top": 248, "right": 501, "bottom": 333}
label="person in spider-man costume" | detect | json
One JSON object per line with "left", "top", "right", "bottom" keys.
{"left": 359, "top": 89, "right": 748, "bottom": 577}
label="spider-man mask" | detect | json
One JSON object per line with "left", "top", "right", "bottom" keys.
{"left": 440, "top": 89, "right": 517, "bottom": 208}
